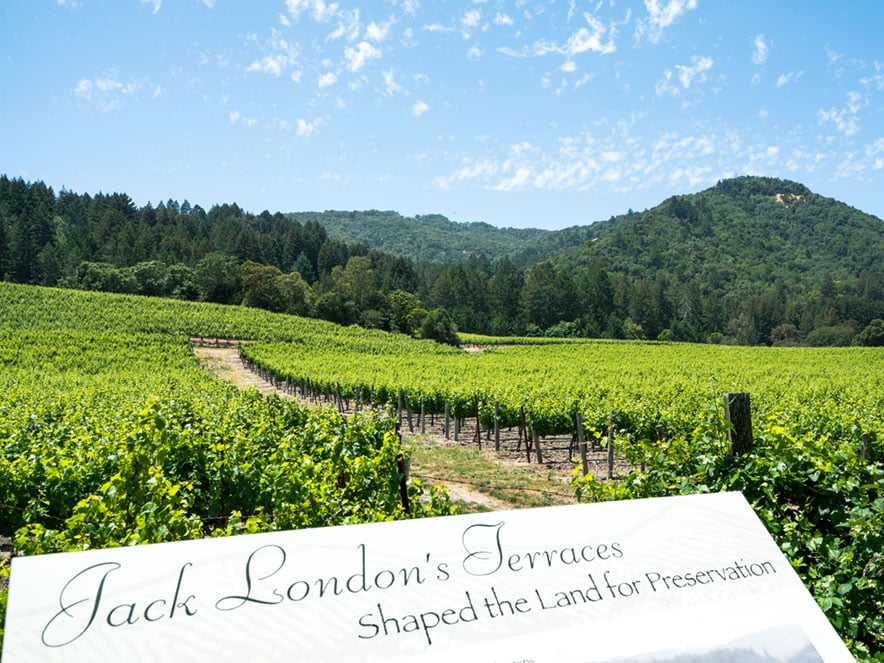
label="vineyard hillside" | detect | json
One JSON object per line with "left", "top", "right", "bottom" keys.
{"left": 0, "top": 283, "right": 882, "bottom": 659}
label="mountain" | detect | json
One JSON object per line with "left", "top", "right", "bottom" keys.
{"left": 1, "top": 174, "right": 881, "bottom": 345}
{"left": 556, "top": 176, "right": 883, "bottom": 301}
{"left": 287, "top": 209, "right": 555, "bottom": 265}
{"left": 291, "top": 178, "right": 883, "bottom": 289}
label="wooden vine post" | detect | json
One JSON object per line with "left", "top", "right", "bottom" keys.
{"left": 576, "top": 411, "right": 589, "bottom": 476}
{"left": 606, "top": 412, "right": 615, "bottom": 480}
{"left": 724, "top": 392, "right": 753, "bottom": 456}
{"left": 395, "top": 422, "right": 410, "bottom": 514}
{"left": 473, "top": 393, "right": 481, "bottom": 448}
{"left": 860, "top": 433, "right": 872, "bottom": 462}
{"left": 528, "top": 411, "right": 543, "bottom": 464}
{"left": 494, "top": 402, "right": 501, "bottom": 452}
{"left": 404, "top": 391, "right": 414, "bottom": 433}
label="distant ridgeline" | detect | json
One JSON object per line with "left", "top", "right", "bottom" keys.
{"left": 0, "top": 174, "right": 881, "bottom": 346}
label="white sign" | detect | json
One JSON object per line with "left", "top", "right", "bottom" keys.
{"left": 3, "top": 492, "right": 854, "bottom": 662}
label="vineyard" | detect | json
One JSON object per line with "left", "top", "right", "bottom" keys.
{"left": 1, "top": 282, "right": 883, "bottom": 659}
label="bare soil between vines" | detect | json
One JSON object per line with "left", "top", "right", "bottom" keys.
{"left": 192, "top": 339, "right": 631, "bottom": 511}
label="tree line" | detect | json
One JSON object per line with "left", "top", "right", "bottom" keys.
{"left": 1, "top": 175, "right": 881, "bottom": 346}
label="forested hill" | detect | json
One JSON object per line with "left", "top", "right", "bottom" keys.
{"left": 1, "top": 173, "right": 882, "bottom": 346}
{"left": 288, "top": 210, "right": 551, "bottom": 265}
{"left": 561, "top": 176, "right": 882, "bottom": 285}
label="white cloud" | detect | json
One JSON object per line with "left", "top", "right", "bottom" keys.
{"left": 296, "top": 118, "right": 322, "bottom": 136}
{"left": 495, "top": 167, "right": 532, "bottom": 191}
{"left": 403, "top": 0, "right": 420, "bottom": 16}
{"left": 467, "top": 46, "right": 483, "bottom": 60}
{"left": 422, "top": 23, "right": 455, "bottom": 33}
{"left": 141, "top": 0, "right": 161, "bottom": 14}
{"left": 344, "top": 41, "right": 381, "bottom": 72}
{"left": 382, "top": 69, "right": 403, "bottom": 95}
{"left": 818, "top": 91, "right": 867, "bottom": 137}
{"left": 494, "top": 13, "right": 513, "bottom": 26}
{"left": 868, "top": 138, "right": 884, "bottom": 170}
{"left": 751, "top": 34, "right": 769, "bottom": 65}
{"left": 497, "top": 46, "right": 525, "bottom": 58}
{"left": 365, "top": 21, "right": 391, "bottom": 42}
{"left": 285, "top": 0, "right": 340, "bottom": 22}
{"left": 775, "top": 70, "right": 802, "bottom": 88}
{"left": 246, "top": 31, "right": 300, "bottom": 77}
{"left": 411, "top": 100, "right": 430, "bottom": 117}
{"left": 247, "top": 55, "right": 286, "bottom": 77}
{"left": 318, "top": 71, "right": 338, "bottom": 88}
{"left": 565, "top": 13, "right": 616, "bottom": 55}
{"left": 55, "top": 0, "right": 82, "bottom": 8}
{"left": 198, "top": 0, "right": 216, "bottom": 8}
{"left": 328, "top": 9, "right": 361, "bottom": 41}
{"left": 676, "top": 55, "right": 713, "bottom": 88}
{"left": 636, "top": 0, "right": 697, "bottom": 43}
{"left": 74, "top": 75, "right": 149, "bottom": 111}
{"left": 228, "top": 111, "right": 258, "bottom": 127}
{"left": 657, "top": 55, "right": 713, "bottom": 96}
{"left": 503, "top": 13, "right": 617, "bottom": 59}
{"left": 561, "top": 60, "right": 577, "bottom": 73}
{"left": 462, "top": 10, "right": 481, "bottom": 29}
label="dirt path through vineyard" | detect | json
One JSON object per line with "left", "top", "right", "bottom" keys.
{"left": 191, "top": 340, "right": 552, "bottom": 512}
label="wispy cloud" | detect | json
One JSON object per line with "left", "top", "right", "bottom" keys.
{"left": 365, "top": 21, "right": 391, "bottom": 43}
{"left": 141, "top": 0, "right": 161, "bottom": 15}
{"left": 55, "top": 0, "right": 82, "bottom": 9}
{"left": 285, "top": 0, "right": 340, "bottom": 22}
{"left": 344, "top": 41, "right": 381, "bottom": 72}
{"left": 500, "top": 13, "right": 618, "bottom": 59}
{"left": 246, "top": 30, "right": 300, "bottom": 77}
{"left": 74, "top": 75, "right": 159, "bottom": 111}
{"left": 411, "top": 100, "right": 430, "bottom": 117}
{"left": 229, "top": 111, "right": 258, "bottom": 127}
{"left": 868, "top": 137, "right": 884, "bottom": 170}
{"left": 432, "top": 124, "right": 796, "bottom": 200}
{"left": 751, "top": 34, "right": 769, "bottom": 65}
{"left": 422, "top": 23, "right": 456, "bottom": 34}
{"left": 775, "top": 70, "right": 803, "bottom": 88}
{"left": 860, "top": 61, "right": 884, "bottom": 90}
{"left": 296, "top": 117, "right": 322, "bottom": 136}
{"left": 636, "top": 0, "right": 698, "bottom": 44}
{"left": 318, "top": 71, "right": 338, "bottom": 88}
{"left": 565, "top": 13, "right": 617, "bottom": 55}
{"left": 656, "top": 55, "right": 714, "bottom": 96}
{"left": 818, "top": 91, "right": 867, "bottom": 137}
{"left": 382, "top": 69, "right": 403, "bottom": 95}
{"left": 462, "top": 10, "right": 481, "bottom": 29}
{"left": 328, "top": 9, "right": 361, "bottom": 41}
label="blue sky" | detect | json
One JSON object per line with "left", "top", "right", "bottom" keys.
{"left": 2, "top": 1, "right": 882, "bottom": 229}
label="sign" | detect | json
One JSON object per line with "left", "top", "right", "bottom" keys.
{"left": 2, "top": 492, "right": 854, "bottom": 662}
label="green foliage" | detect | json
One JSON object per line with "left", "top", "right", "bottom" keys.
{"left": 420, "top": 308, "right": 461, "bottom": 346}
{"left": 0, "top": 283, "right": 457, "bottom": 654}
{"left": 573, "top": 413, "right": 884, "bottom": 660}
{"left": 3, "top": 174, "right": 882, "bottom": 345}
{"left": 294, "top": 209, "right": 550, "bottom": 265}
{"left": 857, "top": 319, "right": 884, "bottom": 346}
